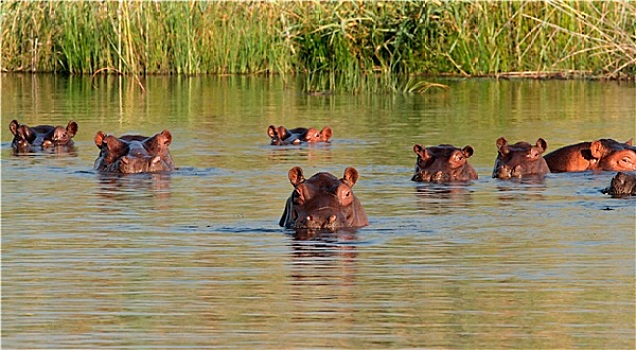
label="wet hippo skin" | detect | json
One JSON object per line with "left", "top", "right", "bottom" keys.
{"left": 9, "top": 119, "right": 78, "bottom": 153}
{"left": 93, "top": 130, "right": 175, "bottom": 174}
{"left": 267, "top": 125, "right": 333, "bottom": 145}
{"left": 411, "top": 143, "right": 478, "bottom": 182}
{"left": 492, "top": 137, "right": 550, "bottom": 179}
{"left": 602, "top": 171, "right": 636, "bottom": 196}
{"left": 279, "top": 166, "right": 368, "bottom": 230}
{"left": 544, "top": 139, "right": 636, "bottom": 172}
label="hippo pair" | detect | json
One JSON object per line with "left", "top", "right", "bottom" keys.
{"left": 411, "top": 137, "right": 636, "bottom": 182}
{"left": 267, "top": 125, "right": 332, "bottom": 145}
{"left": 9, "top": 119, "right": 78, "bottom": 153}
{"left": 94, "top": 124, "right": 333, "bottom": 172}
{"left": 9, "top": 120, "right": 175, "bottom": 174}
{"left": 494, "top": 137, "right": 636, "bottom": 177}
{"left": 409, "top": 138, "right": 548, "bottom": 182}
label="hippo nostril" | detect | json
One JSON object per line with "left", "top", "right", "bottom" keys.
{"left": 306, "top": 215, "right": 313, "bottom": 222}
{"left": 121, "top": 157, "right": 130, "bottom": 164}
{"left": 328, "top": 214, "right": 336, "bottom": 223}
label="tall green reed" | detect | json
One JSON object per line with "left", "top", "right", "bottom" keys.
{"left": 2, "top": 1, "right": 634, "bottom": 92}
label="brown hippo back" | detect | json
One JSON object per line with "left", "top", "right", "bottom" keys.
{"left": 544, "top": 139, "right": 636, "bottom": 172}
{"left": 279, "top": 166, "right": 368, "bottom": 230}
{"left": 411, "top": 144, "right": 478, "bottom": 182}
{"left": 94, "top": 130, "right": 175, "bottom": 174}
{"left": 492, "top": 137, "right": 550, "bottom": 179}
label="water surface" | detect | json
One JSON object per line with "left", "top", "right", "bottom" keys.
{"left": 2, "top": 74, "right": 635, "bottom": 349}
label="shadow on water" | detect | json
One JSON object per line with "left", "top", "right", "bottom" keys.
{"left": 287, "top": 228, "right": 359, "bottom": 301}
{"left": 266, "top": 142, "right": 334, "bottom": 163}
{"left": 413, "top": 182, "right": 475, "bottom": 214}
{"left": 11, "top": 145, "right": 79, "bottom": 157}
{"left": 94, "top": 172, "right": 173, "bottom": 212}
{"left": 494, "top": 176, "right": 548, "bottom": 201}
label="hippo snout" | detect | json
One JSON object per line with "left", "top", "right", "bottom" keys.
{"left": 297, "top": 211, "right": 343, "bottom": 230}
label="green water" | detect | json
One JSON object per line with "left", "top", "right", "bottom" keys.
{"left": 1, "top": 74, "right": 634, "bottom": 349}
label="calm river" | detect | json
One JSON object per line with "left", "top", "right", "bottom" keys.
{"left": 2, "top": 74, "right": 635, "bottom": 349}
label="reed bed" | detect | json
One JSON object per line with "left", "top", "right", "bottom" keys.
{"left": 2, "top": 1, "right": 635, "bottom": 92}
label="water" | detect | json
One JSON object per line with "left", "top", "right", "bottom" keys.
{"left": 2, "top": 74, "right": 635, "bottom": 349}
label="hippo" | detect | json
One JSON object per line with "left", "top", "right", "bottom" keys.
{"left": 602, "top": 172, "right": 636, "bottom": 196}
{"left": 93, "top": 130, "right": 175, "bottom": 173}
{"left": 492, "top": 137, "right": 550, "bottom": 179}
{"left": 267, "top": 125, "right": 333, "bottom": 145}
{"left": 544, "top": 139, "right": 636, "bottom": 172}
{"left": 279, "top": 166, "right": 368, "bottom": 230}
{"left": 411, "top": 144, "right": 478, "bottom": 182}
{"left": 9, "top": 119, "right": 78, "bottom": 153}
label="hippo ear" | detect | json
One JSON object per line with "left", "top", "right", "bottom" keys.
{"left": 9, "top": 120, "right": 20, "bottom": 136}
{"left": 462, "top": 145, "right": 475, "bottom": 158}
{"left": 625, "top": 138, "right": 633, "bottom": 146}
{"left": 288, "top": 166, "right": 305, "bottom": 187}
{"left": 267, "top": 125, "right": 277, "bottom": 138}
{"left": 66, "top": 121, "right": 78, "bottom": 137}
{"left": 159, "top": 130, "right": 172, "bottom": 146}
{"left": 320, "top": 127, "right": 333, "bottom": 141}
{"left": 274, "top": 126, "right": 290, "bottom": 141}
{"left": 342, "top": 167, "right": 359, "bottom": 187}
{"left": 413, "top": 144, "right": 429, "bottom": 159}
{"left": 535, "top": 138, "right": 547, "bottom": 153}
{"left": 590, "top": 140, "right": 604, "bottom": 159}
{"left": 304, "top": 127, "right": 319, "bottom": 141}
{"left": 94, "top": 131, "right": 106, "bottom": 147}
{"left": 496, "top": 137, "right": 509, "bottom": 155}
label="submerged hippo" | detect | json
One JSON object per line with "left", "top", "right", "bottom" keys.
{"left": 267, "top": 125, "right": 333, "bottom": 145}
{"left": 279, "top": 166, "right": 368, "bottom": 230}
{"left": 9, "top": 119, "right": 78, "bottom": 153}
{"left": 493, "top": 137, "right": 550, "bottom": 179}
{"left": 544, "top": 138, "right": 636, "bottom": 172}
{"left": 602, "top": 172, "right": 636, "bottom": 196}
{"left": 94, "top": 130, "right": 175, "bottom": 173}
{"left": 411, "top": 144, "right": 478, "bottom": 182}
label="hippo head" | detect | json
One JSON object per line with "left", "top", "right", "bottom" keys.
{"left": 42, "top": 120, "right": 78, "bottom": 148}
{"left": 603, "top": 171, "right": 636, "bottom": 196}
{"left": 94, "top": 130, "right": 175, "bottom": 173}
{"left": 591, "top": 139, "right": 636, "bottom": 172}
{"left": 9, "top": 120, "right": 37, "bottom": 152}
{"left": 279, "top": 166, "right": 368, "bottom": 230}
{"left": 493, "top": 137, "right": 550, "bottom": 179}
{"left": 303, "top": 127, "right": 333, "bottom": 143}
{"left": 267, "top": 125, "right": 294, "bottom": 145}
{"left": 411, "top": 144, "right": 478, "bottom": 182}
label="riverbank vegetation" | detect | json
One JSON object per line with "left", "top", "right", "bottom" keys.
{"left": 2, "top": 1, "right": 635, "bottom": 92}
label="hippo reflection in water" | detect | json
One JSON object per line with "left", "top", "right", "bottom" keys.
{"left": 411, "top": 143, "right": 478, "bottom": 182}
{"left": 602, "top": 172, "right": 636, "bottom": 197}
{"left": 544, "top": 138, "right": 636, "bottom": 173}
{"left": 267, "top": 125, "right": 333, "bottom": 145}
{"left": 93, "top": 130, "right": 175, "bottom": 173}
{"left": 9, "top": 119, "right": 78, "bottom": 153}
{"left": 279, "top": 166, "right": 368, "bottom": 230}
{"left": 492, "top": 137, "right": 550, "bottom": 179}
